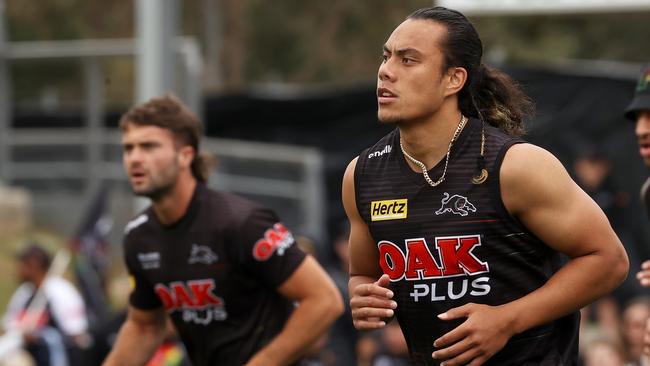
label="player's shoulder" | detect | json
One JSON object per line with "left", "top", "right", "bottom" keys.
{"left": 203, "top": 187, "right": 262, "bottom": 214}
{"left": 500, "top": 143, "right": 573, "bottom": 213}
{"left": 124, "top": 210, "right": 151, "bottom": 236}
{"left": 360, "top": 128, "right": 398, "bottom": 162}
{"left": 202, "top": 186, "right": 270, "bottom": 225}
{"left": 502, "top": 143, "right": 561, "bottom": 172}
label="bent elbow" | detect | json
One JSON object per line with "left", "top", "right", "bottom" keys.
{"left": 614, "top": 247, "right": 630, "bottom": 286}
{"left": 325, "top": 287, "right": 345, "bottom": 321}
{"left": 605, "top": 244, "right": 629, "bottom": 290}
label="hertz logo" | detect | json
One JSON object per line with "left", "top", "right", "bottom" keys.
{"left": 371, "top": 199, "right": 408, "bottom": 221}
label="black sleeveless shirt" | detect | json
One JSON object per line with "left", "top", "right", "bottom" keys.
{"left": 354, "top": 118, "right": 579, "bottom": 366}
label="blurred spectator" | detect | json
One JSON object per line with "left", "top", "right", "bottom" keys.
{"left": 325, "top": 222, "right": 358, "bottom": 366}
{"left": 621, "top": 296, "right": 650, "bottom": 365}
{"left": 1, "top": 244, "right": 89, "bottom": 366}
{"left": 625, "top": 63, "right": 650, "bottom": 360}
{"left": 371, "top": 321, "right": 410, "bottom": 366}
{"left": 356, "top": 332, "right": 380, "bottom": 366}
{"left": 572, "top": 148, "right": 644, "bottom": 305}
{"left": 582, "top": 337, "right": 627, "bottom": 366}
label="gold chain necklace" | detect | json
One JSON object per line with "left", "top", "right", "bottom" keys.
{"left": 400, "top": 115, "right": 468, "bottom": 187}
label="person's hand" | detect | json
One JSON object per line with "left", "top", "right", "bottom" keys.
{"left": 350, "top": 274, "right": 396, "bottom": 330}
{"left": 432, "top": 303, "right": 515, "bottom": 366}
{"left": 636, "top": 260, "right": 650, "bottom": 287}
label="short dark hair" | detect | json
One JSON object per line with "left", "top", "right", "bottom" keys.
{"left": 120, "top": 94, "right": 210, "bottom": 182}
{"left": 17, "top": 244, "right": 51, "bottom": 271}
{"left": 408, "top": 7, "right": 534, "bottom": 135}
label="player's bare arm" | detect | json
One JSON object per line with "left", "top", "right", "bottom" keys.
{"left": 343, "top": 158, "right": 398, "bottom": 330}
{"left": 244, "top": 256, "right": 343, "bottom": 366}
{"left": 102, "top": 306, "right": 167, "bottom": 366}
{"left": 432, "top": 143, "right": 629, "bottom": 366}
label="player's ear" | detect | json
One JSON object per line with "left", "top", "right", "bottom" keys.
{"left": 443, "top": 67, "right": 467, "bottom": 97}
{"left": 178, "top": 145, "right": 195, "bottom": 168}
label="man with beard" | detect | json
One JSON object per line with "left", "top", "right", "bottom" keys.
{"left": 344, "top": 7, "right": 629, "bottom": 365}
{"left": 103, "top": 94, "right": 343, "bottom": 366}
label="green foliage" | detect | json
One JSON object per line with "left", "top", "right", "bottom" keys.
{"left": 473, "top": 13, "right": 650, "bottom": 64}
{"left": 2, "top": 0, "right": 649, "bottom": 96}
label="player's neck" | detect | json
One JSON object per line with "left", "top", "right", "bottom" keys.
{"left": 399, "top": 106, "right": 464, "bottom": 171}
{"left": 152, "top": 174, "right": 197, "bottom": 226}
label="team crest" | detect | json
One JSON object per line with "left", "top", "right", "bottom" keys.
{"left": 435, "top": 192, "right": 476, "bottom": 217}
{"left": 188, "top": 244, "right": 218, "bottom": 265}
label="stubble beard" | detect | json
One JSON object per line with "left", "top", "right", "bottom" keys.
{"left": 131, "top": 164, "right": 180, "bottom": 202}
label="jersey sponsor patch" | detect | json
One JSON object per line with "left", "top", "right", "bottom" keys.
{"left": 371, "top": 199, "right": 408, "bottom": 221}
{"left": 378, "top": 235, "right": 491, "bottom": 302}
{"left": 252, "top": 223, "right": 295, "bottom": 261}
{"left": 138, "top": 251, "right": 161, "bottom": 269}
{"left": 155, "top": 279, "right": 228, "bottom": 324}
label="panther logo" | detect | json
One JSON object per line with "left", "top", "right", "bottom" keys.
{"left": 435, "top": 192, "right": 477, "bottom": 217}
{"left": 188, "top": 244, "right": 218, "bottom": 265}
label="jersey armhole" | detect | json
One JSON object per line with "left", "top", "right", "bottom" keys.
{"left": 489, "top": 138, "right": 531, "bottom": 233}
{"left": 353, "top": 150, "right": 369, "bottom": 223}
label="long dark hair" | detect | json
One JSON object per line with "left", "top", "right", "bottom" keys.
{"left": 408, "top": 7, "right": 534, "bottom": 135}
{"left": 120, "top": 94, "right": 212, "bottom": 183}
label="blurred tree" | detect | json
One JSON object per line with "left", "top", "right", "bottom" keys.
{"left": 2, "top": 0, "right": 649, "bottom": 101}
{"left": 473, "top": 13, "right": 650, "bottom": 65}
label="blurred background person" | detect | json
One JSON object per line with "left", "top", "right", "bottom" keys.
{"left": 371, "top": 321, "right": 410, "bottom": 366}
{"left": 324, "top": 222, "right": 358, "bottom": 366}
{"left": 624, "top": 63, "right": 650, "bottom": 360}
{"left": 1, "top": 244, "right": 89, "bottom": 366}
{"left": 582, "top": 337, "right": 627, "bottom": 366}
{"left": 620, "top": 297, "right": 650, "bottom": 365}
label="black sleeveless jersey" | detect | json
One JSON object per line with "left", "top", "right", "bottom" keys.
{"left": 123, "top": 184, "right": 306, "bottom": 366}
{"left": 354, "top": 118, "right": 579, "bottom": 366}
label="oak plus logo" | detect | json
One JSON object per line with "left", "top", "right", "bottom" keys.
{"left": 155, "top": 279, "right": 227, "bottom": 325}
{"left": 371, "top": 199, "right": 408, "bottom": 221}
{"left": 378, "top": 235, "right": 491, "bottom": 302}
{"left": 252, "top": 223, "right": 294, "bottom": 261}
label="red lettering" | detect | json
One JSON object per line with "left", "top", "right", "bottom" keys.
{"left": 378, "top": 241, "right": 406, "bottom": 281}
{"left": 252, "top": 223, "right": 292, "bottom": 261}
{"left": 171, "top": 282, "right": 195, "bottom": 308}
{"left": 404, "top": 239, "right": 443, "bottom": 279}
{"left": 265, "top": 223, "right": 288, "bottom": 245}
{"left": 154, "top": 284, "right": 175, "bottom": 310}
{"left": 436, "top": 236, "right": 488, "bottom": 276}
{"left": 189, "top": 280, "right": 222, "bottom": 306}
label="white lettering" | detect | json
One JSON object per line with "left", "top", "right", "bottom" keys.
{"left": 410, "top": 284, "right": 430, "bottom": 302}
{"left": 431, "top": 282, "right": 446, "bottom": 301}
{"left": 470, "top": 277, "right": 491, "bottom": 296}
{"left": 368, "top": 145, "right": 392, "bottom": 159}
{"left": 448, "top": 279, "right": 468, "bottom": 300}
{"left": 407, "top": 277, "right": 491, "bottom": 302}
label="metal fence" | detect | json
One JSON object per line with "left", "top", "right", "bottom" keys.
{"left": 0, "top": 37, "right": 326, "bottom": 244}
{"left": 2, "top": 128, "right": 326, "bottom": 245}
